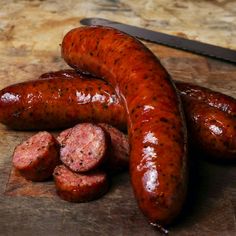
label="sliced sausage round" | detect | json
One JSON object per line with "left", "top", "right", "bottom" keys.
{"left": 12, "top": 131, "right": 60, "bottom": 181}
{"left": 59, "top": 123, "right": 110, "bottom": 172}
{"left": 53, "top": 165, "right": 109, "bottom": 202}
{"left": 98, "top": 123, "right": 129, "bottom": 173}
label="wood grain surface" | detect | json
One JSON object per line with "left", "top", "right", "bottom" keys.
{"left": 0, "top": 1, "right": 236, "bottom": 235}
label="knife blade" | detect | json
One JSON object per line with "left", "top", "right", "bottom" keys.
{"left": 80, "top": 17, "right": 236, "bottom": 64}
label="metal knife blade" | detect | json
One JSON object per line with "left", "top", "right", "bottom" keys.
{"left": 80, "top": 17, "right": 236, "bottom": 64}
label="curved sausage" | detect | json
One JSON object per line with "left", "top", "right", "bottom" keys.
{"left": 61, "top": 26, "right": 188, "bottom": 226}
{"left": 183, "top": 99, "right": 236, "bottom": 160}
{"left": 12, "top": 131, "right": 60, "bottom": 181}
{"left": 59, "top": 123, "right": 109, "bottom": 172}
{"left": 176, "top": 81, "right": 236, "bottom": 117}
{"left": 0, "top": 71, "right": 126, "bottom": 130}
{"left": 53, "top": 165, "right": 109, "bottom": 202}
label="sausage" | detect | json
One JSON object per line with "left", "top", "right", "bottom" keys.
{"left": 98, "top": 98, "right": 236, "bottom": 163}
{"left": 53, "top": 165, "right": 109, "bottom": 202}
{"left": 59, "top": 123, "right": 110, "bottom": 172}
{"left": 0, "top": 70, "right": 126, "bottom": 130}
{"left": 12, "top": 131, "right": 60, "bottom": 181}
{"left": 1, "top": 69, "right": 235, "bottom": 161}
{"left": 61, "top": 26, "right": 188, "bottom": 226}
{"left": 41, "top": 70, "right": 236, "bottom": 117}
{"left": 176, "top": 81, "right": 236, "bottom": 117}
{"left": 1, "top": 69, "right": 236, "bottom": 131}
{"left": 183, "top": 99, "right": 236, "bottom": 160}
{"left": 38, "top": 71, "right": 236, "bottom": 162}
{"left": 98, "top": 123, "right": 129, "bottom": 173}
{"left": 57, "top": 123, "right": 129, "bottom": 173}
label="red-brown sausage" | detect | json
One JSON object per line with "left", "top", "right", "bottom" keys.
{"left": 12, "top": 131, "right": 60, "bottom": 181}
{"left": 1, "top": 69, "right": 235, "bottom": 160}
{"left": 183, "top": 99, "right": 236, "bottom": 160}
{"left": 176, "top": 81, "right": 236, "bottom": 117}
{"left": 59, "top": 123, "right": 109, "bottom": 172}
{"left": 1, "top": 69, "right": 236, "bottom": 132}
{"left": 53, "top": 165, "right": 109, "bottom": 202}
{"left": 0, "top": 70, "right": 126, "bottom": 130}
{"left": 42, "top": 70, "right": 236, "bottom": 117}
{"left": 99, "top": 101, "right": 236, "bottom": 165}
{"left": 61, "top": 26, "right": 188, "bottom": 226}
{"left": 38, "top": 71, "right": 236, "bottom": 162}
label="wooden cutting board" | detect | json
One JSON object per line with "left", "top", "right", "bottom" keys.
{"left": 0, "top": 1, "right": 236, "bottom": 235}
{"left": 0, "top": 45, "right": 236, "bottom": 236}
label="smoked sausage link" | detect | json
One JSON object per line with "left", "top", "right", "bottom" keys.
{"left": 12, "top": 131, "right": 60, "bottom": 181}
{"left": 183, "top": 99, "right": 236, "bottom": 160}
{"left": 176, "top": 81, "right": 236, "bottom": 117}
{"left": 0, "top": 70, "right": 126, "bottom": 130}
{"left": 1, "top": 69, "right": 235, "bottom": 161}
{"left": 61, "top": 26, "right": 188, "bottom": 225}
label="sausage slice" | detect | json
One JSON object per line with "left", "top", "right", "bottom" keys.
{"left": 53, "top": 165, "right": 109, "bottom": 202}
{"left": 12, "top": 131, "right": 60, "bottom": 181}
{"left": 59, "top": 123, "right": 109, "bottom": 172}
{"left": 98, "top": 123, "right": 129, "bottom": 173}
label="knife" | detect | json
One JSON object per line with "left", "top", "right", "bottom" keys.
{"left": 80, "top": 17, "right": 236, "bottom": 64}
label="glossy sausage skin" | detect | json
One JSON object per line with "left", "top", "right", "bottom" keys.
{"left": 176, "top": 81, "right": 236, "bottom": 117}
{"left": 0, "top": 70, "right": 126, "bottom": 130}
{"left": 46, "top": 71, "right": 235, "bottom": 160}
{"left": 62, "top": 26, "right": 188, "bottom": 226}
{"left": 1, "top": 70, "right": 235, "bottom": 132}
{"left": 1, "top": 69, "right": 235, "bottom": 160}
{"left": 183, "top": 99, "right": 236, "bottom": 160}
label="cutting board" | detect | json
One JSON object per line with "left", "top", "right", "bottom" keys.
{"left": 0, "top": 43, "right": 236, "bottom": 235}
{"left": 0, "top": 2, "right": 236, "bottom": 234}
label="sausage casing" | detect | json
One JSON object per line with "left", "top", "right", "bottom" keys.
{"left": 1, "top": 69, "right": 235, "bottom": 160}
{"left": 0, "top": 70, "right": 126, "bottom": 130}
{"left": 61, "top": 26, "right": 188, "bottom": 225}
{"left": 183, "top": 99, "right": 236, "bottom": 160}
{"left": 176, "top": 81, "right": 236, "bottom": 117}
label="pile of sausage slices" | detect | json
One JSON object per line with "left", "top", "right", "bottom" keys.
{"left": 0, "top": 26, "right": 235, "bottom": 231}
{"left": 12, "top": 123, "right": 129, "bottom": 202}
